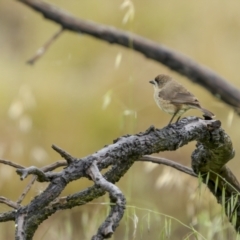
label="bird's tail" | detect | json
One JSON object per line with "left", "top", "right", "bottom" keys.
{"left": 200, "top": 107, "right": 215, "bottom": 119}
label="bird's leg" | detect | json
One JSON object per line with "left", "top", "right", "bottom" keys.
{"left": 176, "top": 116, "right": 181, "bottom": 122}
{"left": 168, "top": 110, "right": 179, "bottom": 126}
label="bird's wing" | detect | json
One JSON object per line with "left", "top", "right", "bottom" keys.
{"left": 170, "top": 92, "right": 200, "bottom": 107}
{"left": 158, "top": 83, "right": 201, "bottom": 107}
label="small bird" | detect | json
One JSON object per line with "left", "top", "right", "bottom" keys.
{"left": 149, "top": 74, "right": 215, "bottom": 125}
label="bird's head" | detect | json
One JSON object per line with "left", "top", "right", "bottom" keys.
{"left": 149, "top": 74, "right": 172, "bottom": 90}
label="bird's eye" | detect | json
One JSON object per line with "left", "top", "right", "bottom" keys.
{"left": 155, "top": 78, "right": 163, "bottom": 86}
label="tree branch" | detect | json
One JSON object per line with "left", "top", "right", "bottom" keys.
{"left": 0, "top": 211, "right": 16, "bottom": 222}
{"left": 87, "top": 161, "right": 125, "bottom": 240}
{"left": 17, "top": 0, "right": 240, "bottom": 113}
{"left": 16, "top": 166, "right": 50, "bottom": 182}
{"left": 1, "top": 117, "right": 235, "bottom": 239}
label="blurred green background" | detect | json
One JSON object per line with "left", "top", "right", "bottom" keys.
{"left": 0, "top": 0, "right": 240, "bottom": 239}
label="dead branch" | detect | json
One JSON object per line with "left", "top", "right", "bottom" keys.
{"left": 87, "top": 161, "right": 125, "bottom": 240}
{"left": 138, "top": 155, "right": 196, "bottom": 177}
{"left": 0, "top": 117, "right": 238, "bottom": 239}
{"left": 0, "top": 159, "right": 24, "bottom": 169}
{"left": 16, "top": 166, "right": 50, "bottom": 182}
{"left": 16, "top": 160, "right": 67, "bottom": 205}
{"left": 0, "top": 197, "right": 20, "bottom": 209}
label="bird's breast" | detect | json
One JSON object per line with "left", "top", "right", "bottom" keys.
{"left": 154, "top": 92, "right": 187, "bottom": 116}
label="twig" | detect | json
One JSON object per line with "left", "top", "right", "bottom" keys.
{"left": 138, "top": 156, "right": 197, "bottom": 177}
{"left": 52, "top": 144, "right": 74, "bottom": 164}
{"left": 41, "top": 160, "right": 67, "bottom": 172}
{"left": 16, "top": 166, "right": 49, "bottom": 182}
{"left": 27, "top": 27, "right": 64, "bottom": 65}
{"left": 0, "top": 159, "right": 24, "bottom": 169}
{"left": 17, "top": 176, "right": 37, "bottom": 204}
{"left": 0, "top": 197, "right": 20, "bottom": 209}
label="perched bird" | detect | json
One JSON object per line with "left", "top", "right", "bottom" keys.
{"left": 149, "top": 74, "right": 215, "bottom": 125}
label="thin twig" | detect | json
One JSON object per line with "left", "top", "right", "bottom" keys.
{"left": 16, "top": 176, "right": 37, "bottom": 204}
{"left": 41, "top": 160, "right": 67, "bottom": 172}
{"left": 27, "top": 27, "right": 64, "bottom": 65}
{"left": 0, "top": 159, "right": 24, "bottom": 169}
{"left": 138, "top": 156, "right": 197, "bottom": 177}
{"left": 0, "top": 197, "right": 20, "bottom": 209}
{"left": 52, "top": 144, "right": 74, "bottom": 164}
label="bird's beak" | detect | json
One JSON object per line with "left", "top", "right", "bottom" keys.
{"left": 149, "top": 80, "right": 155, "bottom": 85}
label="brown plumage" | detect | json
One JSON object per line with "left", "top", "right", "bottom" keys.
{"left": 149, "top": 74, "right": 215, "bottom": 125}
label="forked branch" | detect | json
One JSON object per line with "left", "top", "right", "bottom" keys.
{"left": 0, "top": 117, "right": 238, "bottom": 239}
